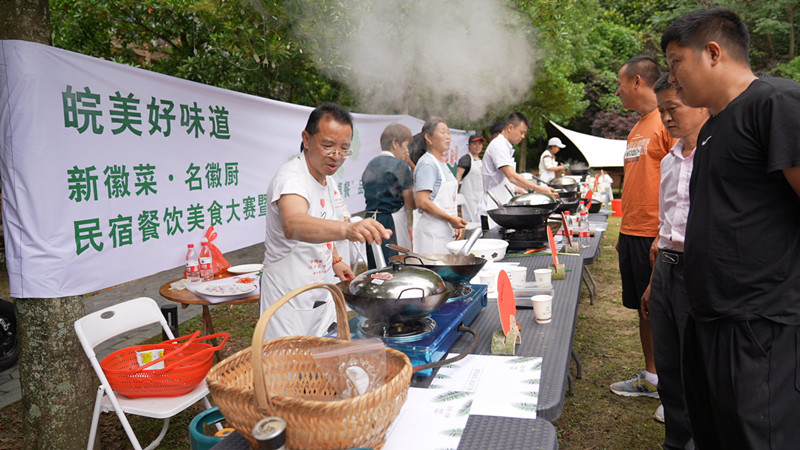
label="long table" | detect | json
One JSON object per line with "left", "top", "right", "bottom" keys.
{"left": 412, "top": 253, "right": 583, "bottom": 423}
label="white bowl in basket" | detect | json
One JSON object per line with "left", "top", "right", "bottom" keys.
{"left": 446, "top": 238, "right": 509, "bottom": 261}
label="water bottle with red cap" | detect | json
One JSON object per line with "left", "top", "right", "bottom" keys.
{"left": 184, "top": 244, "right": 201, "bottom": 284}
{"left": 199, "top": 238, "right": 214, "bottom": 281}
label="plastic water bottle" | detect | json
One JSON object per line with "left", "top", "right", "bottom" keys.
{"left": 184, "top": 244, "right": 201, "bottom": 283}
{"left": 199, "top": 239, "right": 214, "bottom": 281}
{"left": 579, "top": 212, "right": 591, "bottom": 248}
{"left": 578, "top": 200, "right": 586, "bottom": 214}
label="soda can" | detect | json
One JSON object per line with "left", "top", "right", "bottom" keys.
{"left": 253, "top": 416, "right": 286, "bottom": 450}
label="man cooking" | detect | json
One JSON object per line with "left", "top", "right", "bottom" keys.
{"left": 260, "top": 103, "right": 391, "bottom": 340}
{"left": 480, "top": 112, "right": 558, "bottom": 225}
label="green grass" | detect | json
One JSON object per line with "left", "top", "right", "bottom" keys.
{"left": 0, "top": 215, "right": 664, "bottom": 449}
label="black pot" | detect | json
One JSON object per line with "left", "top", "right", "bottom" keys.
{"left": 581, "top": 198, "right": 603, "bottom": 213}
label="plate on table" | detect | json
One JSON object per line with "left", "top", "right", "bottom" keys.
{"left": 196, "top": 283, "right": 257, "bottom": 297}
{"left": 227, "top": 264, "right": 263, "bottom": 274}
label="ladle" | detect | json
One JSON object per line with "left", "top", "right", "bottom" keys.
{"left": 457, "top": 227, "right": 482, "bottom": 256}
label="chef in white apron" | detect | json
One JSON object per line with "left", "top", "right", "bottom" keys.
{"left": 361, "top": 124, "right": 416, "bottom": 268}
{"left": 413, "top": 118, "right": 468, "bottom": 254}
{"left": 259, "top": 104, "right": 391, "bottom": 340}
{"left": 456, "top": 134, "right": 486, "bottom": 224}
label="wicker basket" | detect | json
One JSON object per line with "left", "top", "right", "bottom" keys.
{"left": 207, "top": 283, "right": 412, "bottom": 449}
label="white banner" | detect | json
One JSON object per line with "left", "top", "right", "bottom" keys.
{"left": 0, "top": 40, "right": 467, "bottom": 298}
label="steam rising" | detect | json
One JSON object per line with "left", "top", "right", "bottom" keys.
{"left": 292, "top": 0, "right": 539, "bottom": 124}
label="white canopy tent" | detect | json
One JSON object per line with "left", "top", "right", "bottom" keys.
{"left": 548, "top": 120, "right": 626, "bottom": 168}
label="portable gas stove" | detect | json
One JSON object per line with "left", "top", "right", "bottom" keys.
{"left": 485, "top": 225, "right": 548, "bottom": 252}
{"left": 355, "top": 283, "right": 487, "bottom": 377}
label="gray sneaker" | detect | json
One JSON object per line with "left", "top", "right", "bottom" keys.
{"left": 610, "top": 371, "right": 660, "bottom": 398}
{"left": 654, "top": 403, "right": 665, "bottom": 423}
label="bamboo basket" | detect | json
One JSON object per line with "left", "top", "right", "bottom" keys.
{"left": 207, "top": 283, "right": 412, "bottom": 449}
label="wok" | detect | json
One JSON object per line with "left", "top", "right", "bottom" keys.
{"left": 389, "top": 254, "right": 487, "bottom": 285}
{"left": 555, "top": 198, "right": 581, "bottom": 214}
{"left": 338, "top": 279, "right": 452, "bottom": 322}
{"left": 336, "top": 264, "right": 453, "bottom": 322}
{"left": 488, "top": 205, "right": 554, "bottom": 230}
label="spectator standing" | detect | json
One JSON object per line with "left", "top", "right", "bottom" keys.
{"left": 662, "top": 8, "right": 800, "bottom": 448}
{"left": 640, "top": 73, "right": 708, "bottom": 447}
{"left": 609, "top": 56, "right": 676, "bottom": 405}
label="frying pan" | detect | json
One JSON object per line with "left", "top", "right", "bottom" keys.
{"left": 487, "top": 205, "right": 554, "bottom": 229}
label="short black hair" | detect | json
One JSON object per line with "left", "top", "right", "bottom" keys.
{"left": 622, "top": 55, "right": 661, "bottom": 87}
{"left": 660, "top": 8, "right": 750, "bottom": 65}
{"left": 302, "top": 102, "right": 353, "bottom": 151}
{"left": 504, "top": 112, "right": 530, "bottom": 128}
{"left": 653, "top": 73, "right": 674, "bottom": 94}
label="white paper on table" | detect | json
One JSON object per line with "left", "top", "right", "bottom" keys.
{"left": 185, "top": 272, "right": 260, "bottom": 304}
{"left": 428, "top": 354, "right": 542, "bottom": 419}
{"left": 383, "top": 387, "right": 472, "bottom": 450}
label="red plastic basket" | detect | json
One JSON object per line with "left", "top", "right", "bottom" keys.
{"left": 100, "top": 330, "right": 228, "bottom": 398}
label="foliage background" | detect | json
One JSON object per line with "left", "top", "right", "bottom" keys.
{"left": 49, "top": 0, "right": 799, "bottom": 162}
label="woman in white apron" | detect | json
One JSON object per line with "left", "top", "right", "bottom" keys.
{"left": 413, "top": 118, "right": 468, "bottom": 254}
{"left": 457, "top": 135, "right": 486, "bottom": 223}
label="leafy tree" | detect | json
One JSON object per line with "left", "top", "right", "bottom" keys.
{"left": 50, "top": 0, "right": 354, "bottom": 106}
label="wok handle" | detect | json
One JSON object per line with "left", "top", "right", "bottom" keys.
{"left": 397, "top": 287, "right": 426, "bottom": 300}
{"left": 487, "top": 190, "right": 504, "bottom": 208}
{"left": 412, "top": 326, "right": 478, "bottom": 373}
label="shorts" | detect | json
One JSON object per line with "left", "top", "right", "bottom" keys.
{"left": 618, "top": 232, "right": 654, "bottom": 310}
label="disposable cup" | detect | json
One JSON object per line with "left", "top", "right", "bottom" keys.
{"left": 479, "top": 271, "right": 498, "bottom": 292}
{"left": 507, "top": 266, "right": 527, "bottom": 286}
{"left": 534, "top": 268, "right": 552, "bottom": 286}
{"left": 532, "top": 295, "right": 553, "bottom": 324}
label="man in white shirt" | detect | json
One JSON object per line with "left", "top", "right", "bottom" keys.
{"left": 538, "top": 137, "right": 569, "bottom": 184}
{"left": 260, "top": 103, "right": 391, "bottom": 339}
{"left": 640, "top": 73, "right": 708, "bottom": 446}
{"left": 480, "top": 112, "right": 557, "bottom": 222}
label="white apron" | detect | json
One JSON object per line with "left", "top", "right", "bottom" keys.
{"left": 259, "top": 185, "right": 338, "bottom": 340}
{"left": 460, "top": 157, "right": 483, "bottom": 223}
{"left": 391, "top": 208, "right": 412, "bottom": 249}
{"left": 413, "top": 154, "right": 459, "bottom": 254}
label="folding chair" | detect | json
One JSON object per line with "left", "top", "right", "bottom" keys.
{"left": 74, "top": 297, "right": 213, "bottom": 450}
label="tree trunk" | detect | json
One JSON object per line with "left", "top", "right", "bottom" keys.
{"left": 789, "top": 4, "right": 796, "bottom": 62}
{"left": 2, "top": 1, "right": 97, "bottom": 448}
{"left": 0, "top": 0, "right": 52, "bottom": 43}
{"left": 518, "top": 139, "right": 528, "bottom": 173}
{"left": 16, "top": 298, "right": 95, "bottom": 449}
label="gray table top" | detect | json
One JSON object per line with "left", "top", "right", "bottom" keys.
{"left": 411, "top": 253, "right": 583, "bottom": 423}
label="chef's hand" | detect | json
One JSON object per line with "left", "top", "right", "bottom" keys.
{"left": 640, "top": 283, "right": 651, "bottom": 319}
{"left": 533, "top": 185, "right": 559, "bottom": 198}
{"left": 346, "top": 218, "right": 392, "bottom": 244}
{"left": 449, "top": 216, "right": 468, "bottom": 232}
{"left": 333, "top": 259, "right": 354, "bottom": 281}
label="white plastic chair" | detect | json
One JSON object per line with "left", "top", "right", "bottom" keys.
{"left": 74, "top": 297, "right": 213, "bottom": 450}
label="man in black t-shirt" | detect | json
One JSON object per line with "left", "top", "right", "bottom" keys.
{"left": 662, "top": 8, "right": 800, "bottom": 448}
